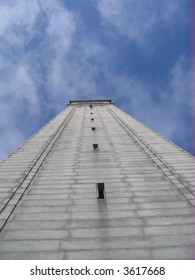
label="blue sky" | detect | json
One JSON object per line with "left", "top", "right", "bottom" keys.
{"left": 0, "top": 0, "right": 190, "bottom": 160}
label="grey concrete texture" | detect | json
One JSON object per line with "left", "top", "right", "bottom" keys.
{"left": 0, "top": 101, "right": 195, "bottom": 259}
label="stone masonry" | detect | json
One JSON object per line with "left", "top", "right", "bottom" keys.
{"left": 0, "top": 99, "right": 194, "bottom": 259}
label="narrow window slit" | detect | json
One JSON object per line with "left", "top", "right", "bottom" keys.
{"left": 97, "top": 183, "right": 105, "bottom": 199}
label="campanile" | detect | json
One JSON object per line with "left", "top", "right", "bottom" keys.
{"left": 0, "top": 100, "right": 194, "bottom": 259}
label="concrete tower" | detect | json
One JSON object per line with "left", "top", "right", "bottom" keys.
{"left": 0, "top": 99, "right": 194, "bottom": 259}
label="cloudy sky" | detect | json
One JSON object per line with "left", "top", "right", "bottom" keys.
{"left": 0, "top": 0, "right": 190, "bottom": 160}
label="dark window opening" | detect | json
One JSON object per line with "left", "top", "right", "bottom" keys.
{"left": 93, "top": 144, "right": 98, "bottom": 150}
{"left": 97, "top": 183, "right": 105, "bottom": 199}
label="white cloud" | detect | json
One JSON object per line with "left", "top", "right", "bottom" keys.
{"left": 0, "top": 0, "right": 189, "bottom": 160}
{"left": 97, "top": 0, "right": 187, "bottom": 48}
{"left": 44, "top": 33, "right": 112, "bottom": 111}
{"left": 37, "top": 0, "right": 77, "bottom": 53}
{"left": 0, "top": 0, "right": 77, "bottom": 160}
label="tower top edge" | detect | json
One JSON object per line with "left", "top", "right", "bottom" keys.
{"left": 68, "top": 99, "right": 113, "bottom": 105}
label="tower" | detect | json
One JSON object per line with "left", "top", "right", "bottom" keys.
{"left": 0, "top": 99, "right": 194, "bottom": 259}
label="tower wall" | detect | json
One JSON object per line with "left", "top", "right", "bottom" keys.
{"left": 0, "top": 100, "right": 194, "bottom": 259}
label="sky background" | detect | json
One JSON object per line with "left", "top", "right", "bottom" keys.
{"left": 0, "top": 0, "right": 190, "bottom": 160}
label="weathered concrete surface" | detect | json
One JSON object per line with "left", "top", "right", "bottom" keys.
{"left": 0, "top": 101, "right": 194, "bottom": 259}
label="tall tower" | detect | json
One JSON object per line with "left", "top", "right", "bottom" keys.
{"left": 0, "top": 99, "right": 194, "bottom": 259}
